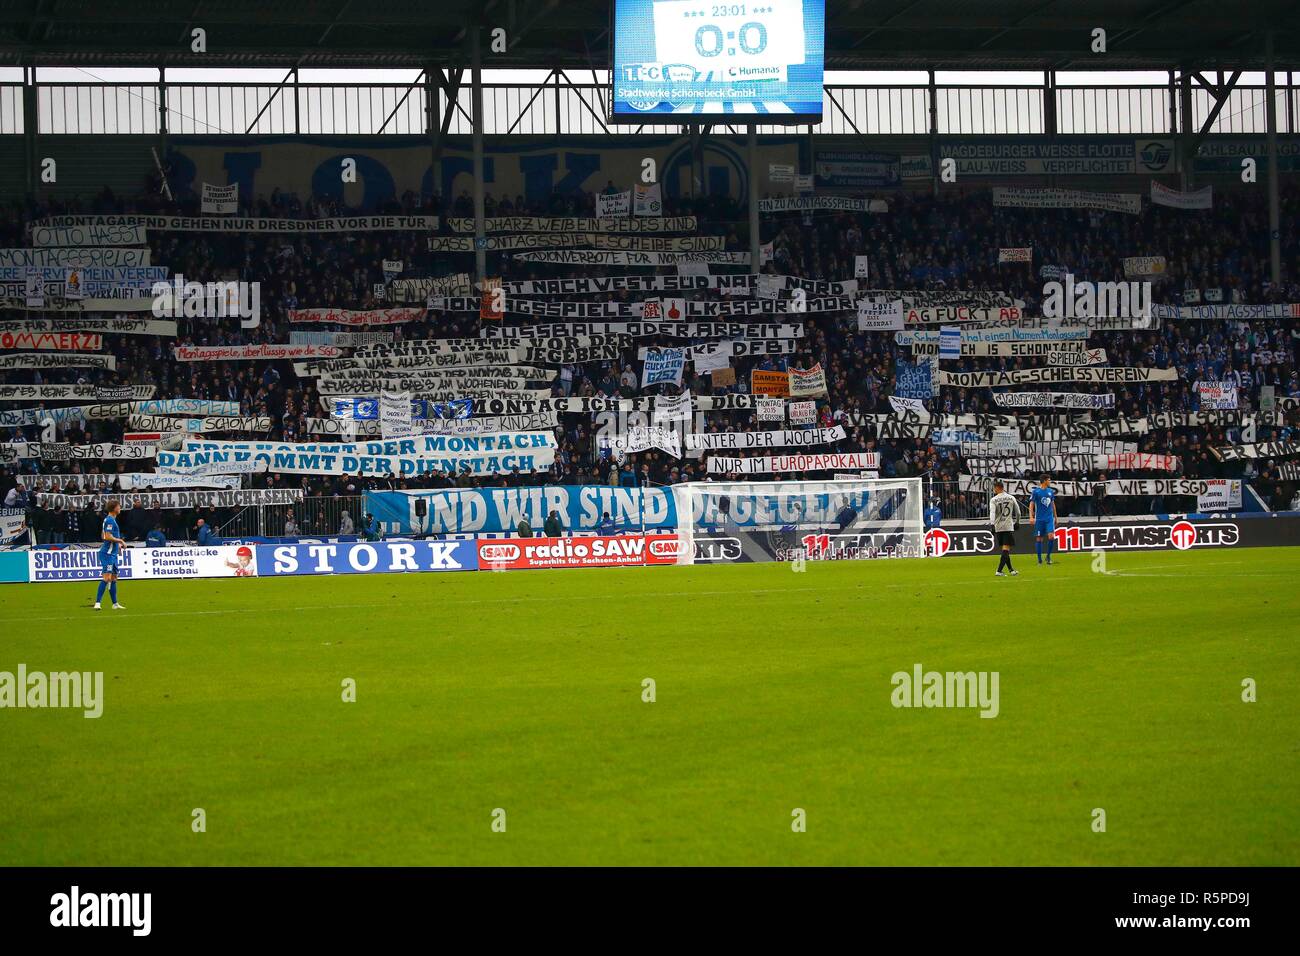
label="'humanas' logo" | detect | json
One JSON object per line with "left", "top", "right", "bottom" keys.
{"left": 1042, "top": 273, "right": 1152, "bottom": 328}
{"left": 152, "top": 273, "right": 260, "bottom": 328}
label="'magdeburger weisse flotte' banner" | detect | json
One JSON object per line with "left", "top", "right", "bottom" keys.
{"left": 169, "top": 432, "right": 557, "bottom": 477}
{"left": 172, "top": 344, "right": 343, "bottom": 361}
{"left": 288, "top": 307, "right": 425, "bottom": 326}
{"left": 31, "top": 214, "right": 439, "bottom": 233}
{"left": 34, "top": 489, "right": 303, "bottom": 510}
{"left": 707, "top": 452, "right": 879, "bottom": 474}
{"left": 686, "top": 427, "right": 846, "bottom": 451}
{"left": 935, "top": 367, "right": 1177, "bottom": 387}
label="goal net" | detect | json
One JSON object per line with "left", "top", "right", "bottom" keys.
{"left": 669, "top": 478, "right": 925, "bottom": 565}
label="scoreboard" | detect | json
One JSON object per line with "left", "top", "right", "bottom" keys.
{"left": 611, "top": 0, "right": 825, "bottom": 122}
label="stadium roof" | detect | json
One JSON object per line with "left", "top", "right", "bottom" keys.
{"left": 0, "top": 0, "right": 1297, "bottom": 72}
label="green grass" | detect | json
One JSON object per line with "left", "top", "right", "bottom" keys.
{"left": 1, "top": 547, "right": 1297, "bottom": 866}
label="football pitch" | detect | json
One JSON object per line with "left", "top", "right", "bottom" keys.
{"left": 1, "top": 547, "right": 1297, "bottom": 867}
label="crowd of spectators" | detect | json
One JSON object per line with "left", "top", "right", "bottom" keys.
{"left": 3, "top": 175, "right": 1298, "bottom": 542}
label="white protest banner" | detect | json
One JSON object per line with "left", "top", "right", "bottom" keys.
{"left": 756, "top": 397, "right": 784, "bottom": 422}
{"left": 889, "top": 396, "right": 927, "bottom": 415}
{"left": 118, "top": 472, "right": 242, "bottom": 490}
{"left": 201, "top": 182, "right": 239, "bottom": 214}
{"left": 30, "top": 222, "right": 148, "bottom": 247}
{"left": 133, "top": 399, "right": 240, "bottom": 417}
{"left": 855, "top": 256, "right": 869, "bottom": 279}
{"left": 512, "top": 250, "right": 751, "bottom": 266}
{"left": 429, "top": 233, "right": 723, "bottom": 252}
{"left": 155, "top": 456, "right": 268, "bottom": 477}
{"left": 707, "top": 452, "right": 878, "bottom": 475}
{"left": 991, "top": 187, "right": 1142, "bottom": 215}
{"left": 290, "top": 330, "right": 394, "bottom": 347}
{"left": 993, "top": 391, "right": 1116, "bottom": 409}
{"left": 1151, "top": 182, "right": 1213, "bottom": 210}
{"left": 641, "top": 348, "right": 686, "bottom": 389}
{"left": 608, "top": 425, "right": 682, "bottom": 458}
{"left": 1215, "top": 441, "right": 1300, "bottom": 461}
{"left": 382, "top": 260, "right": 403, "bottom": 276}
{"left": 485, "top": 321, "right": 804, "bottom": 340}
{"left": 416, "top": 412, "right": 559, "bottom": 435}
{"left": 653, "top": 392, "right": 693, "bottom": 423}
{"left": 172, "top": 343, "right": 343, "bottom": 361}
{"left": 689, "top": 341, "right": 733, "bottom": 373}
{"left": 857, "top": 299, "right": 904, "bottom": 331}
{"left": 24, "top": 269, "right": 44, "bottom": 307}
{"left": 789, "top": 364, "right": 827, "bottom": 398}
{"left": 1047, "top": 348, "right": 1107, "bottom": 366}
{"left": 0, "top": 248, "right": 151, "bottom": 268}
{"left": 687, "top": 426, "right": 846, "bottom": 451}
{"left": 1196, "top": 382, "right": 1238, "bottom": 410}
{"left": 36, "top": 489, "right": 301, "bottom": 510}
{"left": 597, "top": 191, "right": 631, "bottom": 217}
{"left": 938, "top": 326, "right": 961, "bottom": 360}
{"left": 126, "top": 415, "right": 271, "bottom": 433}
{"left": 296, "top": 350, "right": 521, "bottom": 375}
{"left": 936, "top": 367, "right": 1177, "bottom": 387}
{"left": 388, "top": 274, "right": 474, "bottom": 302}
{"left": 959, "top": 475, "right": 1210, "bottom": 498}
{"left": 0, "top": 318, "right": 176, "bottom": 338}
{"left": 1197, "top": 479, "right": 1242, "bottom": 512}
{"left": 32, "top": 214, "right": 438, "bottom": 234}
{"left": 1, "top": 442, "right": 155, "bottom": 461}
{"left": 0, "top": 384, "right": 154, "bottom": 402}
{"left": 757, "top": 196, "right": 888, "bottom": 213}
{"left": 911, "top": 338, "right": 1088, "bottom": 358}
{"left": 172, "top": 434, "right": 557, "bottom": 477}
{"left": 788, "top": 400, "right": 817, "bottom": 425}
{"left": 380, "top": 390, "right": 415, "bottom": 439}
{"left": 903, "top": 305, "right": 1026, "bottom": 325}
{"left": 289, "top": 307, "right": 424, "bottom": 326}
{"left": 446, "top": 216, "right": 696, "bottom": 233}
{"left": 1123, "top": 255, "right": 1167, "bottom": 277}
{"left": 634, "top": 182, "right": 663, "bottom": 216}
{"left": 768, "top": 163, "right": 795, "bottom": 182}
{"left": 998, "top": 248, "right": 1032, "bottom": 263}
{"left": 0, "top": 352, "right": 115, "bottom": 371}
{"left": 897, "top": 327, "right": 1086, "bottom": 345}
{"left": 991, "top": 427, "right": 1021, "bottom": 454}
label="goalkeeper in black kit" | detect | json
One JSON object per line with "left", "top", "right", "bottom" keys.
{"left": 990, "top": 480, "right": 1022, "bottom": 577}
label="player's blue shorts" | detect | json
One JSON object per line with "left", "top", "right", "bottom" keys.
{"left": 1034, "top": 518, "right": 1055, "bottom": 536}
{"left": 100, "top": 555, "right": 118, "bottom": 575}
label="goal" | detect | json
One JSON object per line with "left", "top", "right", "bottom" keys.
{"left": 669, "top": 477, "right": 925, "bottom": 565}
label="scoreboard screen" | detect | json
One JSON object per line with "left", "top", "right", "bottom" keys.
{"left": 611, "top": 0, "right": 825, "bottom": 122}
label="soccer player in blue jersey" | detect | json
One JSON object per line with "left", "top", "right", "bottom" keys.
{"left": 94, "top": 499, "right": 126, "bottom": 610}
{"left": 1029, "top": 475, "right": 1057, "bottom": 566}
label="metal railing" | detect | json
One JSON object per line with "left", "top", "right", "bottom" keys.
{"left": 215, "top": 495, "right": 364, "bottom": 540}
{"left": 4, "top": 78, "right": 1297, "bottom": 138}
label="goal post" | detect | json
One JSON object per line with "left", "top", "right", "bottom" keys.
{"left": 669, "top": 477, "right": 926, "bottom": 565}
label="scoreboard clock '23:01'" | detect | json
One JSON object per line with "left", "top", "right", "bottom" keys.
{"left": 611, "top": 0, "right": 826, "bottom": 121}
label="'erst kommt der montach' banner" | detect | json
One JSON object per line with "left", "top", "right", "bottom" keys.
{"left": 171, "top": 433, "right": 556, "bottom": 477}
